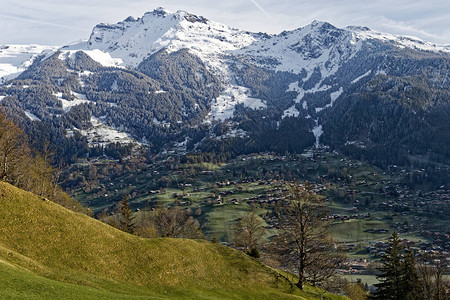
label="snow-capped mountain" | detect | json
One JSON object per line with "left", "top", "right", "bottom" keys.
{"left": 71, "top": 8, "right": 256, "bottom": 68}
{"left": 0, "top": 8, "right": 449, "bottom": 168}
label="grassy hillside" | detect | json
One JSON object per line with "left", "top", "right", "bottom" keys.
{"left": 0, "top": 182, "right": 345, "bottom": 299}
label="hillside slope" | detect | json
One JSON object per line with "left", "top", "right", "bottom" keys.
{"left": 0, "top": 182, "right": 344, "bottom": 299}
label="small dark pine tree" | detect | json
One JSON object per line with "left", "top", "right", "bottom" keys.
{"left": 118, "top": 195, "right": 135, "bottom": 234}
{"left": 371, "top": 232, "right": 419, "bottom": 300}
{"left": 401, "top": 249, "right": 421, "bottom": 299}
{"left": 211, "top": 234, "right": 218, "bottom": 243}
{"left": 248, "top": 247, "right": 260, "bottom": 259}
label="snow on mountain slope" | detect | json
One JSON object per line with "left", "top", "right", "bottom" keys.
{"left": 61, "top": 8, "right": 260, "bottom": 123}
{"left": 282, "top": 105, "right": 300, "bottom": 119}
{"left": 65, "top": 8, "right": 256, "bottom": 70}
{"left": 24, "top": 110, "right": 41, "bottom": 121}
{"left": 53, "top": 91, "right": 93, "bottom": 112}
{"left": 238, "top": 21, "right": 361, "bottom": 77}
{"left": 77, "top": 116, "right": 136, "bottom": 147}
{"left": 207, "top": 84, "right": 266, "bottom": 122}
{"left": 3, "top": 8, "right": 448, "bottom": 152}
{"left": 348, "top": 26, "right": 450, "bottom": 53}
{"left": 59, "top": 49, "right": 123, "bottom": 68}
{"left": 60, "top": 9, "right": 450, "bottom": 129}
{"left": 64, "top": 9, "right": 449, "bottom": 74}
{"left": 0, "top": 45, "right": 58, "bottom": 84}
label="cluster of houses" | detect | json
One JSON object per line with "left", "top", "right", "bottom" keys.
{"left": 364, "top": 228, "right": 389, "bottom": 234}
{"left": 338, "top": 259, "right": 370, "bottom": 274}
{"left": 420, "top": 231, "right": 450, "bottom": 252}
{"left": 325, "top": 213, "right": 372, "bottom": 222}
{"left": 365, "top": 238, "right": 449, "bottom": 261}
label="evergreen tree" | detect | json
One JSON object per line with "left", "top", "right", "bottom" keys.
{"left": 401, "top": 249, "right": 420, "bottom": 300}
{"left": 371, "top": 232, "right": 420, "bottom": 299}
{"left": 371, "top": 232, "right": 403, "bottom": 299}
{"left": 117, "top": 195, "right": 135, "bottom": 234}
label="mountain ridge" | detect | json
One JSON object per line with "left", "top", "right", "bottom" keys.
{"left": 0, "top": 7, "right": 449, "bottom": 174}
{"left": 2, "top": 8, "right": 448, "bottom": 82}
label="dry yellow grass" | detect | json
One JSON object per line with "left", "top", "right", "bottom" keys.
{"left": 0, "top": 182, "right": 317, "bottom": 299}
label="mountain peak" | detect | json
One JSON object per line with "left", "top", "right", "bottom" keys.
{"left": 142, "top": 7, "right": 181, "bottom": 19}
{"left": 78, "top": 8, "right": 251, "bottom": 68}
{"left": 152, "top": 7, "right": 173, "bottom": 15}
{"left": 309, "top": 20, "right": 335, "bottom": 29}
{"left": 310, "top": 20, "right": 325, "bottom": 27}
{"left": 144, "top": 7, "right": 209, "bottom": 24}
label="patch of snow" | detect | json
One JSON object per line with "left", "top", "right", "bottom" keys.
{"left": 76, "top": 70, "right": 93, "bottom": 87}
{"left": 0, "top": 96, "right": 5, "bottom": 102}
{"left": 152, "top": 117, "right": 170, "bottom": 128}
{"left": 111, "top": 80, "right": 119, "bottom": 91}
{"left": 58, "top": 48, "right": 123, "bottom": 67}
{"left": 80, "top": 49, "right": 123, "bottom": 67}
{"left": 315, "top": 87, "right": 343, "bottom": 113}
{"left": 287, "top": 81, "right": 300, "bottom": 92}
{"left": 174, "top": 137, "right": 189, "bottom": 152}
{"left": 65, "top": 129, "right": 76, "bottom": 138}
{"left": 351, "top": 70, "right": 372, "bottom": 84}
{"left": 301, "top": 149, "right": 314, "bottom": 158}
{"left": 330, "top": 87, "right": 343, "bottom": 102}
{"left": 72, "top": 92, "right": 87, "bottom": 100}
{"left": 53, "top": 91, "right": 92, "bottom": 112}
{"left": 282, "top": 105, "right": 300, "bottom": 119}
{"left": 24, "top": 110, "right": 41, "bottom": 121}
{"left": 312, "top": 123, "right": 323, "bottom": 148}
{"left": 79, "top": 70, "right": 93, "bottom": 76}
{"left": 79, "top": 116, "right": 136, "bottom": 146}
{"left": 154, "top": 90, "right": 167, "bottom": 94}
{"left": 310, "top": 82, "right": 333, "bottom": 93}
{"left": 350, "top": 27, "right": 450, "bottom": 53}
{"left": 207, "top": 85, "right": 266, "bottom": 122}
{"left": 287, "top": 80, "right": 333, "bottom": 109}
{"left": 215, "top": 128, "right": 247, "bottom": 140}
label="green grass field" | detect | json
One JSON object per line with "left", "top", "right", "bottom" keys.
{"left": 344, "top": 275, "right": 379, "bottom": 286}
{"left": 68, "top": 150, "right": 445, "bottom": 265}
{"left": 0, "top": 182, "right": 347, "bottom": 299}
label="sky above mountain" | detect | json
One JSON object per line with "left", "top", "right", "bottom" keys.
{"left": 1, "top": 0, "right": 449, "bottom": 45}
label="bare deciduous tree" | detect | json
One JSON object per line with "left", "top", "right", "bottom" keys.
{"left": 273, "top": 183, "right": 344, "bottom": 290}
{"left": 417, "top": 254, "right": 449, "bottom": 300}
{"left": 0, "top": 112, "right": 29, "bottom": 183}
{"left": 0, "top": 110, "right": 85, "bottom": 213}
{"left": 233, "top": 211, "right": 266, "bottom": 256}
{"left": 134, "top": 207, "right": 203, "bottom": 239}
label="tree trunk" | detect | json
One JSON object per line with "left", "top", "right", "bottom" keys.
{"left": 296, "top": 278, "right": 304, "bottom": 290}
{"left": 297, "top": 264, "right": 305, "bottom": 290}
